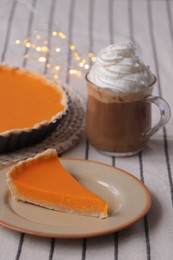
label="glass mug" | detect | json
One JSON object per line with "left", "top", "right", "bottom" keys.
{"left": 86, "top": 74, "right": 171, "bottom": 156}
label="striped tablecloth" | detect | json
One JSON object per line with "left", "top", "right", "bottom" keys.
{"left": 0, "top": 0, "right": 173, "bottom": 259}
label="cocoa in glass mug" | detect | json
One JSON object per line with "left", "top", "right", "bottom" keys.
{"left": 86, "top": 74, "right": 171, "bottom": 156}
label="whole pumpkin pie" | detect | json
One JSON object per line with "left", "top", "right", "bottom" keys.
{"left": 7, "top": 149, "right": 109, "bottom": 218}
{"left": 0, "top": 65, "right": 69, "bottom": 153}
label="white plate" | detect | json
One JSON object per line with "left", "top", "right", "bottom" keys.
{"left": 0, "top": 159, "right": 151, "bottom": 238}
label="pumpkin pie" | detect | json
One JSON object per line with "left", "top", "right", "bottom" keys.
{"left": 0, "top": 65, "right": 69, "bottom": 153}
{"left": 7, "top": 149, "right": 109, "bottom": 218}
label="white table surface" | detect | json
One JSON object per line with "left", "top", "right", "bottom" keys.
{"left": 0, "top": 0, "right": 173, "bottom": 259}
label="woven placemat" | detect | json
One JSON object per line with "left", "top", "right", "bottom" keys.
{"left": 0, "top": 87, "right": 86, "bottom": 166}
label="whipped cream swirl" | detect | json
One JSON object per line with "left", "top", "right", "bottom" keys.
{"left": 87, "top": 42, "right": 154, "bottom": 94}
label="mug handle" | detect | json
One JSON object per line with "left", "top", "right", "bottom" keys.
{"left": 143, "top": 95, "right": 171, "bottom": 137}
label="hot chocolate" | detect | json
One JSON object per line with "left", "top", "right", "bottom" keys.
{"left": 86, "top": 82, "right": 152, "bottom": 154}
{"left": 86, "top": 42, "right": 170, "bottom": 156}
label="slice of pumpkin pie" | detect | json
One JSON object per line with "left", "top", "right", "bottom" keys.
{"left": 7, "top": 149, "right": 109, "bottom": 218}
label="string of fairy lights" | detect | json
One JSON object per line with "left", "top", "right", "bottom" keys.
{"left": 15, "top": 30, "right": 96, "bottom": 81}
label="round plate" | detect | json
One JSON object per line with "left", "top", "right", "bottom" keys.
{"left": 0, "top": 159, "right": 151, "bottom": 238}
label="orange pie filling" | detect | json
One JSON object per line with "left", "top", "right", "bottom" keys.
{"left": 7, "top": 149, "right": 109, "bottom": 218}
{"left": 0, "top": 65, "right": 68, "bottom": 135}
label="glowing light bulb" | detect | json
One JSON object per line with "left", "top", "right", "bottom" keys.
{"left": 31, "top": 44, "right": 36, "bottom": 48}
{"left": 56, "top": 47, "right": 61, "bottom": 52}
{"left": 79, "top": 62, "right": 84, "bottom": 67}
{"left": 69, "top": 69, "right": 82, "bottom": 77}
{"left": 75, "top": 56, "right": 81, "bottom": 61}
{"left": 69, "top": 69, "right": 77, "bottom": 74}
{"left": 84, "top": 64, "right": 89, "bottom": 69}
{"left": 73, "top": 52, "right": 81, "bottom": 61}
{"left": 52, "top": 31, "right": 57, "bottom": 36}
{"left": 36, "top": 47, "right": 41, "bottom": 52}
{"left": 82, "top": 59, "right": 86, "bottom": 64}
{"left": 39, "top": 56, "right": 46, "bottom": 62}
{"left": 88, "top": 52, "right": 94, "bottom": 58}
{"left": 70, "top": 44, "right": 76, "bottom": 50}
{"left": 54, "top": 66, "right": 60, "bottom": 71}
{"left": 76, "top": 71, "right": 82, "bottom": 77}
{"left": 15, "top": 40, "right": 21, "bottom": 44}
{"left": 91, "top": 57, "right": 96, "bottom": 62}
{"left": 36, "top": 34, "right": 41, "bottom": 40}
{"left": 59, "top": 32, "right": 66, "bottom": 39}
{"left": 54, "top": 74, "right": 59, "bottom": 79}
{"left": 26, "top": 42, "right": 31, "bottom": 48}
{"left": 42, "top": 46, "right": 49, "bottom": 52}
